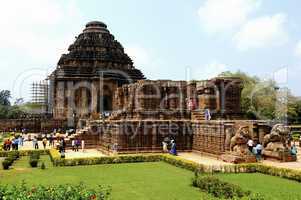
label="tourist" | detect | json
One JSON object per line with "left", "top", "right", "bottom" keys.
{"left": 81, "top": 139, "right": 85, "bottom": 152}
{"left": 169, "top": 140, "right": 177, "bottom": 156}
{"left": 42, "top": 137, "right": 47, "bottom": 149}
{"left": 255, "top": 143, "right": 263, "bottom": 161}
{"left": 162, "top": 141, "right": 168, "bottom": 153}
{"left": 112, "top": 143, "right": 118, "bottom": 155}
{"left": 290, "top": 144, "right": 298, "bottom": 157}
{"left": 4, "top": 139, "right": 11, "bottom": 151}
{"left": 49, "top": 134, "right": 53, "bottom": 147}
{"left": 75, "top": 139, "right": 80, "bottom": 152}
{"left": 247, "top": 139, "right": 254, "bottom": 152}
{"left": 205, "top": 108, "right": 211, "bottom": 120}
{"left": 71, "top": 139, "right": 75, "bottom": 151}
{"left": 13, "top": 138, "right": 19, "bottom": 150}
{"left": 33, "top": 137, "right": 39, "bottom": 149}
{"left": 59, "top": 139, "right": 64, "bottom": 153}
{"left": 19, "top": 133, "right": 24, "bottom": 146}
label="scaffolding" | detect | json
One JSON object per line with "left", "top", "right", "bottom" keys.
{"left": 31, "top": 80, "right": 49, "bottom": 113}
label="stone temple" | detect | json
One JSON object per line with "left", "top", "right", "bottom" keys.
{"left": 46, "top": 21, "right": 293, "bottom": 162}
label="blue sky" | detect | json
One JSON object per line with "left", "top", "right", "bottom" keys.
{"left": 0, "top": 0, "right": 301, "bottom": 101}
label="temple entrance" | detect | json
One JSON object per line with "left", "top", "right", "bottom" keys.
{"left": 97, "top": 85, "right": 113, "bottom": 113}
{"left": 103, "top": 95, "right": 112, "bottom": 111}
{"left": 74, "top": 87, "right": 91, "bottom": 117}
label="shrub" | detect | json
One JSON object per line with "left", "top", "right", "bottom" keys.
{"left": 2, "top": 160, "right": 11, "bottom": 170}
{"left": 40, "top": 162, "right": 46, "bottom": 170}
{"left": 0, "top": 182, "right": 111, "bottom": 200}
{"left": 29, "top": 158, "right": 39, "bottom": 168}
{"left": 0, "top": 149, "right": 49, "bottom": 157}
{"left": 192, "top": 175, "right": 251, "bottom": 199}
{"left": 30, "top": 151, "right": 40, "bottom": 160}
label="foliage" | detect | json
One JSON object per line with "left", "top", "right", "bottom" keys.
{"left": 0, "top": 150, "right": 49, "bottom": 158}
{"left": 192, "top": 175, "right": 252, "bottom": 199}
{"left": 40, "top": 162, "right": 46, "bottom": 170}
{"left": 49, "top": 149, "right": 161, "bottom": 166}
{"left": 0, "top": 90, "right": 11, "bottom": 106}
{"left": 29, "top": 159, "right": 38, "bottom": 168}
{"left": 2, "top": 160, "right": 11, "bottom": 170}
{"left": 219, "top": 70, "right": 301, "bottom": 122}
{"left": 29, "top": 151, "right": 40, "bottom": 168}
{"left": 1, "top": 151, "right": 19, "bottom": 170}
{"left": 0, "top": 182, "right": 111, "bottom": 200}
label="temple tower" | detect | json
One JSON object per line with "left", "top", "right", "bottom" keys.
{"left": 49, "top": 21, "right": 145, "bottom": 119}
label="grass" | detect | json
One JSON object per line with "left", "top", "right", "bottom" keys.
{"left": 1, "top": 156, "right": 301, "bottom": 199}
{"left": 0, "top": 155, "right": 213, "bottom": 200}
{"left": 216, "top": 173, "right": 301, "bottom": 200}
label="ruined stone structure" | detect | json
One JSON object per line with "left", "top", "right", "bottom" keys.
{"left": 49, "top": 21, "right": 145, "bottom": 119}
{"left": 46, "top": 21, "right": 292, "bottom": 162}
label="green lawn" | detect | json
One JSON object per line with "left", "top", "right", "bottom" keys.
{"left": 0, "top": 156, "right": 212, "bottom": 200}
{"left": 216, "top": 173, "right": 301, "bottom": 200}
{"left": 1, "top": 156, "right": 301, "bottom": 200}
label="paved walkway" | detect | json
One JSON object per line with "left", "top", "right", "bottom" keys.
{"left": 178, "top": 152, "right": 233, "bottom": 166}
{"left": 64, "top": 149, "right": 106, "bottom": 159}
{"left": 178, "top": 151, "right": 301, "bottom": 171}
{"left": 18, "top": 141, "right": 51, "bottom": 150}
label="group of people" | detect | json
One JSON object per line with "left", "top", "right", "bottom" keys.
{"left": 2, "top": 135, "right": 24, "bottom": 151}
{"left": 247, "top": 139, "right": 263, "bottom": 161}
{"left": 71, "top": 139, "right": 84, "bottom": 152}
{"left": 247, "top": 139, "right": 299, "bottom": 161}
{"left": 162, "top": 139, "right": 177, "bottom": 156}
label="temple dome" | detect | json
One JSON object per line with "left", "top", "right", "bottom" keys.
{"left": 55, "top": 21, "right": 145, "bottom": 82}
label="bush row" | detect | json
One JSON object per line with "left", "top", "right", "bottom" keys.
{"left": 192, "top": 174, "right": 264, "bottom": 200}
{"left": 49, "top": 149, "right": 161, "bottom": 166}
{"left": 2, "top": 151, "right": 20, "bottom": 170}
{"left": 0, "top": 150, "right": 49, "bottom": 158}
{"left": 48, "top": 149, "right": 301, "bottom": 183}
{"left": 0, "top": 182, "right": 111, "bottom": 200}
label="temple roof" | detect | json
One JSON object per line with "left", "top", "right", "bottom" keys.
{"left": 54, "top": 21, "right": 145, "bottom": 81}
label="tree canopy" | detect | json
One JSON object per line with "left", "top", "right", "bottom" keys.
{"left": 219, "top": 70, "right": 301, "bottom": 123}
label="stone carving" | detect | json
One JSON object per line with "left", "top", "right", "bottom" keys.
{"left": 230, "top": 126, "right": 251, "bottom": 156}
{"left": 263, "top": 124, "right": 293, "bottom": 161}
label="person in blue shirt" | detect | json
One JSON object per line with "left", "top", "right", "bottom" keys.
{"left": 290, "top": 144, "right": 298, "bottom": 157}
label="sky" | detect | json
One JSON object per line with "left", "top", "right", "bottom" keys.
{"left": 0, "top": 0, "right": 301, "bottom": 101}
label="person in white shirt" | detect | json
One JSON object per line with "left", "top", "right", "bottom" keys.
{"left": 247, "top": 139, "right": 254, "bottom": 153}
{"left": 81, "top": 140, "right": 85, "bottom": 152}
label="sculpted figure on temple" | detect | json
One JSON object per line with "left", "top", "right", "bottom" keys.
{"left": 263, "top": 124, "right": 292, "bottom": 161}
{"left": 230, "top": 126, "right": 251, "bottom": 156}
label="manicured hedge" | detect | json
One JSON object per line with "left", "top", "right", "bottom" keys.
{"left": 254, "top": 164, "right": 301, "bottom": 183}
{"left": 48, "top": 149, "right": 301, "bottom": 183}
{"left": 0, "top": 182, "right": 111, "bottom": 200}
{"left": 49, "top": 149, "right": 161, "bottom": 167}
{"left": 192, "top": 175, "right": 251, "bottom": 199}
{"left": 2, "top": 151, "right": 20, "bottom": 170}
{"left": 0, "top": 150, "right": 49, "bottom": 158}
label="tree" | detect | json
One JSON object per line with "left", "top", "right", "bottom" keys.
{"left": 0, "top": 90, "right": 11, "bottom": 106}
{"left": 219, "top": 70, "right": 300, "bottom": 122}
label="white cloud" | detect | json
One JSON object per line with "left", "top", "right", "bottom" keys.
{"left": 295, "top": 41, "right": 301, "bottom": 58}
{"left": 198, "top": 0, "right": 261, "bottom": 34}
{"left": 0, "top": 0, "right": 82, "bottom": 63}
{"left": 191, "top": 61, "right": 229, "bottom": 80}
{"left": 0, "top": 0, "right": 83, "bottom": 100}
{"left": 125, "top": 46, "right": 150, "bottom": 67}
{"left": 233, "top": 14, "right": 288, "bottom": 51}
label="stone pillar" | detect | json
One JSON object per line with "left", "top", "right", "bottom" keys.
{"left": 152, "top": 124, "right": 157, "bottom": 151}
{"left": 66, "top": 81, "right": 74, "bottom": 124}
{"left": 91, "top": 81, "right": 98, "bottom": 114}
{"left": 220, "top": 80, "right": 225, "bottom": 115}
{"left": 56, "top": 81, "right": 65, "bottom": 119}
